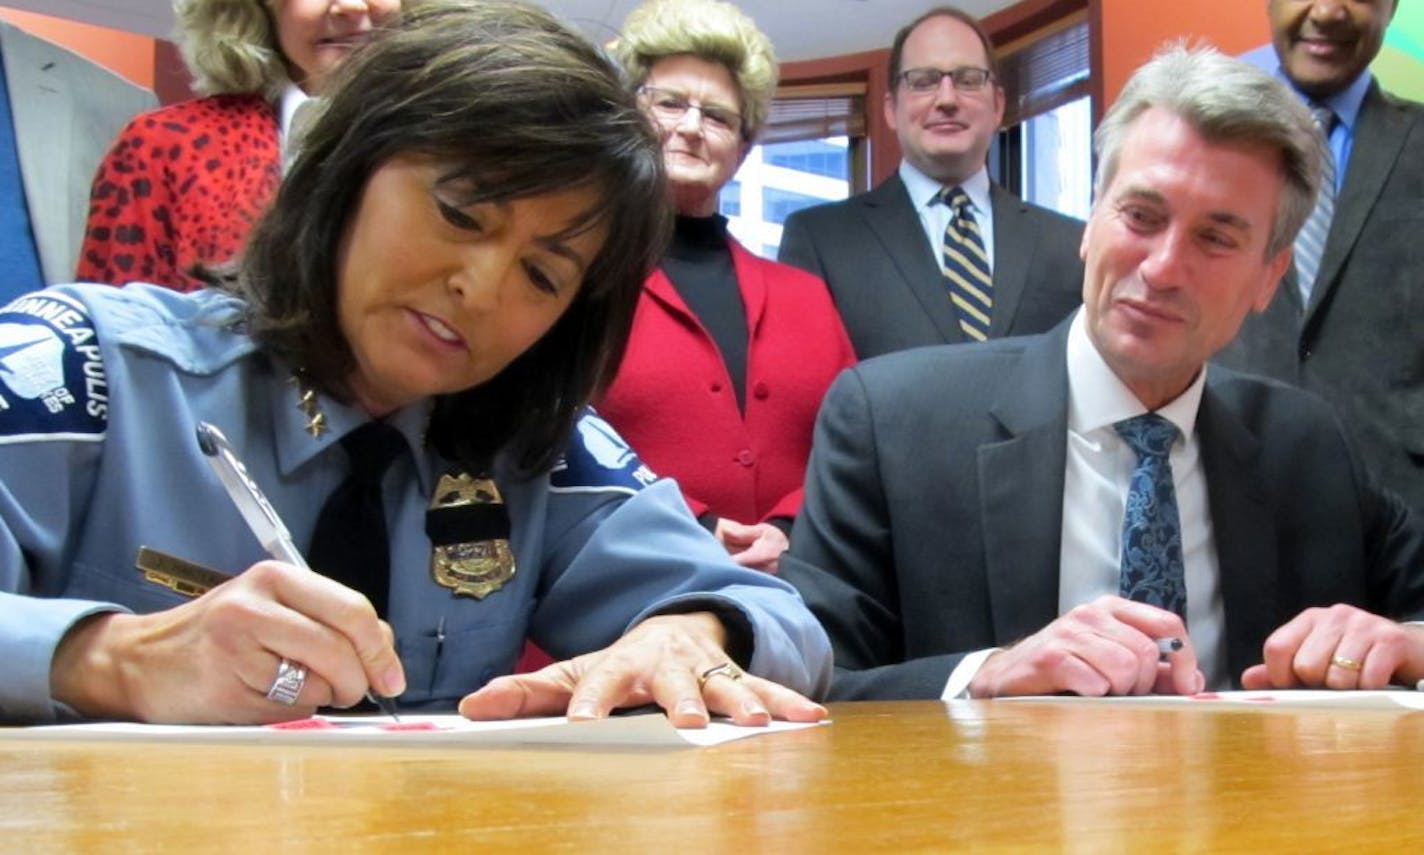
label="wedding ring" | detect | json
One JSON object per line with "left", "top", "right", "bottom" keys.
{"left": 697, "top": 661, "right": 744, "bottom": 690}
{"left": 266, "top": 658, "right": 308, "bottom": 705}
{"left": 1330, "top": 655, "right": 1363, "bottom": 672}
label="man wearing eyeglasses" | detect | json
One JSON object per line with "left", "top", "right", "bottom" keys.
{"left": 778, "top": 6, "right": 1083, "bottom": 359}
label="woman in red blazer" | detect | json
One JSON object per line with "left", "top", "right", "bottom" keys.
{"left": 601, "top": 0, "right": 856, "bottom": 573}
{"left": 77, "top": 0, "right": 398, "bottom": 291}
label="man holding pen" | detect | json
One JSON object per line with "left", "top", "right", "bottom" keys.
{"left": 779, "top": 43, "right": 1424, "bottom": 700}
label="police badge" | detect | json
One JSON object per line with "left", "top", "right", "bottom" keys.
{"left": 426, "top": 470, "right": 515, "bottom": 599}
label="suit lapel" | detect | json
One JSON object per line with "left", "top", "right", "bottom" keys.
{"left": 1307, "top": 83, "right": 1412, "bottom": 320}
{"left": 985, "top": 184, "right": 1034, "bottom": 337}
{"left": 1, "top": 24, "right": 75, "bottom": 285}
{"left": 727, "top": 237, "right": 768, "bottom": 338}
{"left": 858, "top": 176, "right": 966, "bottom": 345}
{"left": 1197, "top": 374, "right": 1278, "bottom": 682}
{"left": 643, "top": 266, "right": 699, "bottom": 329}
{"left": 980, "top": 325, "right": 1072, "bottom": 641}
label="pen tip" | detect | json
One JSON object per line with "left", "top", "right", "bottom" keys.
{"left": 195, "top": 423, "right": 217, "bottom": 456}
{"left": 369, "top": 692, "right": 401, "bottom": 722}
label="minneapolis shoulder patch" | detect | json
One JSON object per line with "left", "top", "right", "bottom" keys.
{"left": 549, "top": 410, "right": 658, "bottom": 495}
{"left": 0, "top": 292, "right": 108, "bottom": 441}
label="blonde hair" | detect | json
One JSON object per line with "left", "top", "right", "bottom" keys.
{"left": 612, "top": 0, "right": 777, "bottom": 142}
{"left": 173, "top": 0, "right": 288, "bottom": 97}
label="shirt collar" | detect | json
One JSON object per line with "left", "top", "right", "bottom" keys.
{"left": 1065, "top": 309, "right": 1204, "bottom": 443}
{"left": 270, "top": 372, "right": 438, "bottom": 496}
{"left": 278, "top": 83, "right": 310, "bottom": 143}
{"left": 899, "top": 160, "right": 991, "bottom": 216}
{"left": 1273, "top": 64, "right": 1372, "bottom": 131}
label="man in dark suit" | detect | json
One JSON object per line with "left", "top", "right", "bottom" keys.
{"left": 1217, "top": 0, "right": 1424, "bottom": 516}
{"left": 780, "top": 44, "right": 1424, "bottom": 701}
{"left": 777, "top": 6, "right": 1082, "bottom": 359}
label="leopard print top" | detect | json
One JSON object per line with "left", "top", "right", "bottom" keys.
{"left": 76, "top": 95, "right": 281, "bottom": 292}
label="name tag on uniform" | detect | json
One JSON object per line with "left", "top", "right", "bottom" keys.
{"left": 425, "top": 470, "right": 515, "bottom": 600}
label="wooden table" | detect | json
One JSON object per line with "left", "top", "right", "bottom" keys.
{"left": 4, "top": 699, "right": 1422, "bottom": 851}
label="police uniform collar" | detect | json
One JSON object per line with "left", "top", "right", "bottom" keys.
{"left": 86, "top": 285, "right": 256, "bottom": 372}
{"left": 270, "top": 376, "right": 439, "bottom": 497}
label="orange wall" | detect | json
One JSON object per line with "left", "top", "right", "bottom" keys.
{"left": 0, "top": 8, "right": 156, "bottom": 90}
{"left": 1092, "top": 0, "right": 1270, "bottom": 115}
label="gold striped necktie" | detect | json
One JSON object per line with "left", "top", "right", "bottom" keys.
{"left": 939, "top": 186, "right": 992, "bottom": 341}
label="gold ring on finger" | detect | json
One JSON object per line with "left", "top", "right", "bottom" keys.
{"left": 1330, "top": 655, "right": 1363, "bottom": 672}
{"left": 697, "top": 661, "right": 744, "bottom": 690}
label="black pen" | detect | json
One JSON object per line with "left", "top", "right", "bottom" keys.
{"left": 196, "top": 421, "right": 401, "bottom": 720}
{"left": 1156, "top": 636, "right": 1184, "bottom": 662}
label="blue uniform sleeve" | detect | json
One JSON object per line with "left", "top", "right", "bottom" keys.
{"left": 524, "top": 411, "right": 832, "bottom": 698}
{"left": 0, "top": 291, "right": 126, "bottom": 722}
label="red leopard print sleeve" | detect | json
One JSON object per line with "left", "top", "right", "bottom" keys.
{"left": 76, "top": 95, "right": 282, "bottom": 292}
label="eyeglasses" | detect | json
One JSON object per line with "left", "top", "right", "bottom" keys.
{"left": 637, "top": 86, "right": 743, "bottom": 138}
{"left": 897, "top": 66, "right": 995, "bottom": 94}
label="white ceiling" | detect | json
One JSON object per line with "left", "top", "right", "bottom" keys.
{"left": 5, "top": 0, "right": 1019, "bottom": 63}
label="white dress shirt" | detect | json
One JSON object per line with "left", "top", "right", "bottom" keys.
{"left": 943, "top": 311, "right": 1229, "bottom": 698}
{"left": 278, "top": 84, "right": 317, "bottom": 170}
{"left": 898, "top": 161, "right": 996, "bottom": 273}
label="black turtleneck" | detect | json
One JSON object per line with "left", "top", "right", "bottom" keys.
{"left": 661, "top": 214, "right": 748, "bottom": 412}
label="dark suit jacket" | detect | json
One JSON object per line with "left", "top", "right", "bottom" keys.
{"left": 781, "top": 320, "right": 1424, "bottom": 700}
{"left": 1217, "top": 82, "right": 1424, "bottom": 516}
{"left": 778, "top": 174, "right": 1083, "bottom": 359}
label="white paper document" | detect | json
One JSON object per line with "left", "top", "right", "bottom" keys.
{"left": 5, "top": 713, "right": 826, "bottom": 748}
{"left": 999, "top": 689, "right": 1424, "bottom": 711}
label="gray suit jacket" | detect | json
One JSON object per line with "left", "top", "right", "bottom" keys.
{"left": 781, "top": 320, "right": 1424, "bottom": 700}
{"left": 778, "top": 173, "right": 1083, "bottom": 359}
{"left": 0, "top": 22, "right": 156, "bottom": 285}
{"left": 1217, "top": 82, "right": 1424, "bottom": 516}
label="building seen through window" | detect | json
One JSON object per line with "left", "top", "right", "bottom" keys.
{"left": 724, "top": 137, "right": 849, "bottom": 258}
{"left": 1021, "top": 95, "right": 1092, "bottom": 221}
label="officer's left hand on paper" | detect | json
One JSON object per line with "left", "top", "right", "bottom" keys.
{"left": 457, "top": 611, "right": 827, "bottom": 728}
{"left": 49, "top": 560, "right": 405, "bottom": 724}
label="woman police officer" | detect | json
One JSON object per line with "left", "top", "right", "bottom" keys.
{"left": 0, "top": 0, "right": 830, "bottom": 726}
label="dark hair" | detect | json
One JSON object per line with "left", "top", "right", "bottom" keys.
{"left": 886, "top": 6, "right": 1001, "bottom": 93}
{"left": 235, "top": 0, "right": 670, "bottom": 475}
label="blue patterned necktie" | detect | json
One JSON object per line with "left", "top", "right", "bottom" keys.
{"left": 1294, "top": 105, "right": 1336, "bottom": 304}
{"left": 1115, "top": 414, "right": 1186, "bottom": 617}
{"left": 938, "top": 186, "right": 992, "bottom": 341}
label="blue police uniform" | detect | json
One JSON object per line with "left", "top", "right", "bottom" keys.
{"left": 0, "top": 284, "right": 831, "bottom": 722}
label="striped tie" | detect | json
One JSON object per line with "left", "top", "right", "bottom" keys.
{"left": 939, "top": 186, "right": 992, "bottom": 341}
{"left": 1294, "top": 105, "right": 1336, "bottom": 304}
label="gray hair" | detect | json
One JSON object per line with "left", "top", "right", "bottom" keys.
{"left": 1093, "top": 42, "right": 1324, "bottom": 258}
{"left": 612, "top": 0, "right": 778, "bottom": 142}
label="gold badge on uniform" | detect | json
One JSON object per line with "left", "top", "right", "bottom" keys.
{"left": 426, "top": 470, "right": 516, "bottom": 599}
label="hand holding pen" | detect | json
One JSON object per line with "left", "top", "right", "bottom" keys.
{"left": 966, "top": 595, "right": 1204, "bottom": 698}
{"left": 196, "top": 422, "right": 403, "bottom": 720}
